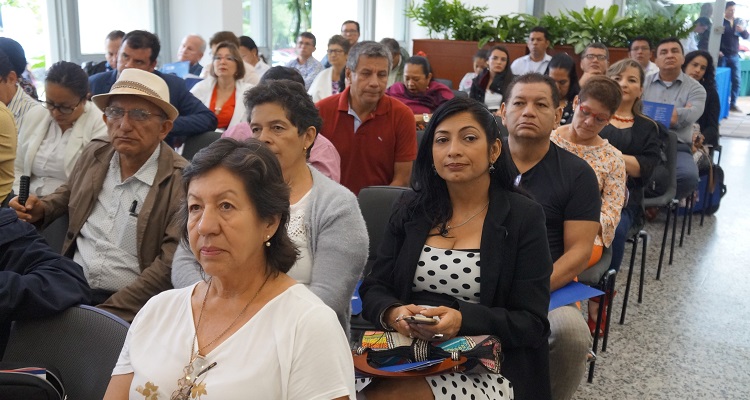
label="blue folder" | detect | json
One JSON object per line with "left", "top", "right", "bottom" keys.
{"left": 549, "top": 281, "right": 604, "bottom": 311}
{"left": 641, "top": 101, "right": 675, "bottom": 129}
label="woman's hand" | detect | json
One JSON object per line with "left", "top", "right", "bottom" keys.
{"left": 385, "top": 304, "right": 426, "bottom": 338}
{"left": 409, "top": 306, "right": 462, "bottom": 341}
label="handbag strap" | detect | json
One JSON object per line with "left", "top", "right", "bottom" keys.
{"left": 352, "top": 349, "right": 466, "bottom": 378}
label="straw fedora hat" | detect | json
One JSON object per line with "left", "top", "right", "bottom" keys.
{"left": 92, "top": 69, "right": 179, "bottom": 121}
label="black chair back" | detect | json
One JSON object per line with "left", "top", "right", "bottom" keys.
{"left": 2, "top": 305, "right": 129, "bottom": 400}
{"left": 357, "top": 186, "right": 409, "bottom": 276}
{"left": 182, "top": 131, "right": 222, "bottom": 161}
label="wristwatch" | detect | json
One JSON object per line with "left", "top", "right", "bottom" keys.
{"left": 423, "top": 113, "right": 431, "bottom": 123}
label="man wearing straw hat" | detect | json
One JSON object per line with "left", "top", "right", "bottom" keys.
{"left": 10, "top": 69, "right": 188, "bottom": 322}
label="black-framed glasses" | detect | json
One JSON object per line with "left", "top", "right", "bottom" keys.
{"left": 327, "top": 49, "right": 345, "bottom": 55}
{"left": 583, "top": 54, "right": 608, "bottom": 61}
{"left": 104, "top": 106, "right": 166, "bottom": 121}
{"left": 577, "top": 104, "right": 611, "bottom": 125}
{"left": 42, "top": 98, "right": 84, "bottom": 115}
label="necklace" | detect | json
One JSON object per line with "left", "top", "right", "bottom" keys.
{"left": 444, "top": 201, "right": 490, "bottom": 234}
{"left": 611, "top": 114, "right": 634, "bottom": 123}
{"left": 191, "top": 274, "right": 271, "bottom": 358}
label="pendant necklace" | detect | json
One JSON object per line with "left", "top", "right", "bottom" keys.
{"left": 442, "top": 201, "right": 490, "bottom": 236}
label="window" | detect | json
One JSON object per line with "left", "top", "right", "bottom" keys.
{"left": 0, "top": 0, "right": 49, "bottom": 89}
{"left": 77, "top": 0, "right": 154, "bottom": 55}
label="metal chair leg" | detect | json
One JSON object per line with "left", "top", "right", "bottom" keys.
{"left": 679, "top": 197, "right": 689, "bottom": 247}
{"left": 687, "top": 194, "right": 694, "bottom": 235}
{"left": 638, "top": 231, "right": 648, "bottom": 303}
{"left": 588, "top": 290, "right": 606, "bottom": 383}
{"left": 602, "top": 272, "right": 616, "bottom": 352}
{"left": 669, "top": 200, "right": 678, "bottom": 265}
{"left": 657, "top": 203, "right": 672, "bottom": 280}
{"left": 620, "top": 232, "right": 639, "bottom": 324}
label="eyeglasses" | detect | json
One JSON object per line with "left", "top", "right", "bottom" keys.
{"left": 104, "top": 106, "right": 166, "bottom": 121}
{"left": 584, "top": 54, "right": 608, "bottom": 61}
{"left": 341, "top": 29, "right": 359, "bottom": 34}
{"left": 327, "top": 49, "right": 345, "bottom": 55}
{"left": 171, "top": 355, "right": 217, "bottom": 400}
{"left": 212, "top": 55, "right": 237, "bottom": 62}
{"left": 42, "top": 98, "right": 84, "bottom": 115}
{"left": 577, "top": 104, "right": 611, "bottom": 125}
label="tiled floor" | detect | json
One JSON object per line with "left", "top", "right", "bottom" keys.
{"left": 720, "top": 97, "right": 750, "bottom": 139}
{"left": 572, "top": 135, "right": 750, "bottom": 397}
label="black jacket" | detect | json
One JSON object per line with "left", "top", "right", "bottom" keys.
{"left": 0, "top": 208, "right": 91, "bottom": 355}
{"left": 360, "top": 183, "right": 553, "bottom": 400}
{"left": 600, "top": 115, "right": 665, "bottom": 214}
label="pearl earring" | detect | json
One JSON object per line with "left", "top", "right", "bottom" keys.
{"left": 265, "top": 235, "right": 271, "bottom": 247}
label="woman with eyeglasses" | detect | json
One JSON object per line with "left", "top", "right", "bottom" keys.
{"left": 591, "top": 59, "right": 664, "bottom": 335}
{"left": 308, "top": 35, "right": 350, "bottom": 103}
{"left": 190, "top": 41, "right": 252, "bottom": 131}
{"left": 13, "top": 60, "right": 107, "bottom": 197}
{"left": 550, "top": 76, "right": 627, "bottom": 272}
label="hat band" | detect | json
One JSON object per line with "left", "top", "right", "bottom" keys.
{"left": 111, "top": 81, "right": 164, "bottom": 100}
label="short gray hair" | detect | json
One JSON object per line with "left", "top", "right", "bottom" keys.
{"left": 346, "top": 41, "right": 392, "bottom": 73}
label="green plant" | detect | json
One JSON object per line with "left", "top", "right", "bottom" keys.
{"left": 406, "top": 0, "right": 453, "bottom": 40}
{"left": 450, "top": 2, "right": 494, "bottom": 41}
{"left": 565, "top": 5, "right": 637, "bottom": 53}
{"left": 486, "top": 13, "right": 531, "bottom": 46}
{"left": 631, "top": 5, "right": 692, "bottom": 48}
{"left": 406, "top": 0, "right": 493, "bottom": 41}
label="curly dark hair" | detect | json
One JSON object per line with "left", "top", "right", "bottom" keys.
{"left": 411, "top": 97, "right": 520, "bottom": 235}
{"left": 180, "top": 138, "right": 298, "bottom": 275}
{"left": 683, "top": 50, "right": 716, "bottom": 88}
{"left": 243, "top": 79, "right": 323, "bottom": 159}
{"left": 46, "top": 61, "right": 90, "bottom": 99}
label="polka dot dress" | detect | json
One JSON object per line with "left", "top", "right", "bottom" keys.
{"left": 355, "top": 246, "right": 514, "bottom": 399}
{"left": 415, "top": 245, "right": 513, "bottom": 399}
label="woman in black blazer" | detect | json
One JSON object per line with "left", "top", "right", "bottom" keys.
{"left": 360, "top": 97, "right": 553, "bottom": 400}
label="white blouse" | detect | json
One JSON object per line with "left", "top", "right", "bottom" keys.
{"left": 30, "top": 121, "right": 71, "bottom": 196}
{"left": 287, "top": 189, "right": 313, "bottom": 285}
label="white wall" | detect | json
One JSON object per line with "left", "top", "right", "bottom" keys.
{"left": 309, "top": 0, "right": 359, "bottom": 61}
{"left": 168, "top": 0, "right": 243, "bottom": 66}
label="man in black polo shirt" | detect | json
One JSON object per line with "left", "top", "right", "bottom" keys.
{"left": 500, "top": 73, "right": 601, "bottom": 400}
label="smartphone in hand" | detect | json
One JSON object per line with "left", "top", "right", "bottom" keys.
{"left": 404, "top": 315, "right": 439, "bottom": 325}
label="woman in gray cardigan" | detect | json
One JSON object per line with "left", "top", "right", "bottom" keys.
{"left": 171, "top": 80, "right": 368, "bottom": 336}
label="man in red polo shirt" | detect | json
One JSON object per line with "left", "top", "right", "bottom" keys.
{"left": 316, "top": 41, "right": 417, "bottom": 195}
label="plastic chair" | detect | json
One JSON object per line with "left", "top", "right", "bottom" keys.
{"left": 181, "top": 131, "right": 222, "bottom": 161}
{"left": 619, "top": 227, "right": 648, "bottom": 325}
{"left": 351, "top": 186, "right": 410, "bottom": 338}
{"left": 643, "top": 130, "right": 677, "bottom": 280}
{"left": 434, "top": 78, "right": 453, "bottom": 88}
{"left": 2, "top": 305, "right": 130, "bottom": 400}
{"left": 578, "top": 247, "right": 616, "bottom": 383}
{"left": 452, "top": 89, "right": 468, "bottom": 98}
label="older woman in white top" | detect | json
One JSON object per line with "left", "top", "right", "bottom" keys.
{"left": 308, "top": 35, "right": 350, "bottom": 103}
{"left": 14, "top": 61, "right": 107, "bottom": 197}
{"left": 190, "top": 42, "right": 252, "bottom": 131}
{"left": 173, "top": 79, "right": 368, "bottom": 337}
